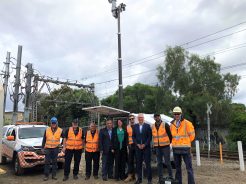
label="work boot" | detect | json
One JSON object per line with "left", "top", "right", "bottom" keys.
{"left": 124, "top": 174, "right": 134, "bottom": 182}
{"left": 43, "top": 176, "right": 49, "bottom": 181}
{"left": 63, "top": 175, "right": 69, "bottom": 181}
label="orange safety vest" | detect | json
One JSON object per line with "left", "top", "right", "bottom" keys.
{"left": 45, "top": 127, "right": 62, "bottom": 148}
{"left": 127, "top": 125, "right": 133, "bottom": 145}
{"left": 85, "top": 130, "right": 99, "bottom": 152}
{"left": 170, "top": 119, "right": 195, "bottom": 148}
{"left": 66, "top": 127, "right": 83, "bottom": 150}
{"left": 152, "top": 122, "right": 170, "bottom": 147}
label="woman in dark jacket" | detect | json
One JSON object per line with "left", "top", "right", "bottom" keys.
{"left": 112, "top": 119, "right": 128, "bottom": 181}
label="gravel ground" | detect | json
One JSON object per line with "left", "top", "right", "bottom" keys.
{"left": 0, "top": 156, "right": 245, "bottom": 184}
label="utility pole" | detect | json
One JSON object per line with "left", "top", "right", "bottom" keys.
{"left": 12, "top": 45, "right": 22, "bottom": 124}
{"left": 0, "top": 85, "right": 4, "bottom": 163}
{"left": 108, "top": 0, "right": 126, "bottom": 110}
{"left": 207, "top": 103, "right": 212, "bottom": 159}
{"left": 24, "top": 63, "right": 33, "bottom": 122}
{"left": 3, "top": 52, "right": 11, "bottom": 123}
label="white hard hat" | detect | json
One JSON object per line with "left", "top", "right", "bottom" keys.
{"left": 173, "top": 106, "right": 182, "bottom": 114}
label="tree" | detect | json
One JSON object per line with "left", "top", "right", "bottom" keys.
{"left": 228, "top": 103, "right": 246, "bottom": 149}
{"left": 37, "top": 86, "right": 98, "bottom": 127}
{"left": 102, "top": 83, "right": 176, "bottom": 115}
{"left": 157, "top": 46, "right": 240, "bottom": 127}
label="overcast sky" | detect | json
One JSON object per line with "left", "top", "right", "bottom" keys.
{"left": 0, "top": 0, "right": 246, "bottom": 111}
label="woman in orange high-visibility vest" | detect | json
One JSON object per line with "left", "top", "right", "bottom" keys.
{"left": 62, "top": 119, "right": 84, "bottom": 181}
{"left": 170, "top": 107, "right": 195, "bottom": 184}
{"left": 84, "top": 122, "right": 100, "bottom": 180}
{"left": 42, "top": 117, "right": 62, "bottom": 181}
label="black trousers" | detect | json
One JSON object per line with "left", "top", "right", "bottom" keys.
{"left": 136, "top": 147, "right": 152, "bottom": 182}
{"left": 44, "top": 148, "right": 59, "bottom": 177}
{"left": 114, "top": 149, "right": 127, "bottom": 179}
{"left": 64, "top": 149, "right": 82, "bottom": 176}
{"left": 127, "top": 144, "right": 136, "bottom": 174}
{"left": 102, "top": 151, "right": 114, "bottom": 178}
{"left": 85, "top": 151, "right": 100, "bottom": 177}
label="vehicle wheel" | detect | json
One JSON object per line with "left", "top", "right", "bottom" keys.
{"left": 57, "top": 162, "right": 64, "bottom": 169}
{"left": 1, "top": 156, "right": 7, "bottom": 164}
{"left": 14, "top": 156, "right": 24, "bottom": 175}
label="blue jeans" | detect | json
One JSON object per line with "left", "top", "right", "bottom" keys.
{"left": 156, "top": 146, "right": 173, "bottom": 180}
{"left": 174, "top": 152, "right": 195, "bottom": 184}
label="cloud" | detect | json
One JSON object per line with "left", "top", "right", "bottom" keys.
{"left": 0, "top": 0, "right": 246, "bottom": 110}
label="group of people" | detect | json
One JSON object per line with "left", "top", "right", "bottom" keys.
{"left": 41, "top": 106, "right": 196, "bottom": 184}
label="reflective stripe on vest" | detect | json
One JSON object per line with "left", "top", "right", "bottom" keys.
{"left": 66, "top": 127, "right": 83, "bottom": 150}
{"left": 85, "top": 130, "right": 99, "bottom": 152}
{"left": 127, "top": 125, "right": 133, "bottom": 145}
{"left": 170, "top": 119, "right": 191, "bottom": 148}
{"left": 45, "top": 127, "right": 62, "bottom": 148}
{"left": 152, "top": 122, "right": 170, "bottom": 147}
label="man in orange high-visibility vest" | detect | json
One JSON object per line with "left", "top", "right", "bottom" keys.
{"left": 62, "top": 119, "right": 84, "bottom": 181}
{"left": 170, "top": 107, "right": 195, "bottom": 184}
{"left": 152, "top": 113, "right": 173, "bottom": 183}
{"left": 84, "top": 122, "right": 100, "bottom": 180}
{"left": 125, "top": 114, "right": 136, "bottom": 182}
{"left": 42, "top": 117, "right": 62, "bottom": 181}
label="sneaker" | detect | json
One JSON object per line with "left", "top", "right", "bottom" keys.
{"left": 43, "top": 176, "right": 49, "bottom": 181}
{"left": 63, "top": 176, "right": 69, "bottom": 181}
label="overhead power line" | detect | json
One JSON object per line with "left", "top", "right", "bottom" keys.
{"left": 95, "top": 62, "right": 246, "bottom": 85}
{"left": 81, "top": 20, "right": 246, "bottom": 80}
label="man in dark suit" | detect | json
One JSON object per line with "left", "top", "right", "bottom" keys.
{"left": 132, "top": 113, "right": 152, "bottom": 184}
{"left": 99, "top": 119, "right": 114, "bottom": 181}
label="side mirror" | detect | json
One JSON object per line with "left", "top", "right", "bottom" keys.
{"left": 7, "top": 136, "right": 15, "bottom": 141}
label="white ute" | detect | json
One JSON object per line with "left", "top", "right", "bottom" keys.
{"left": 1, "top": 122, "right": 65, "bottom": 175}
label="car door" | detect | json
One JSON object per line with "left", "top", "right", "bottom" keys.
{"left": 3, "top": 127, "right": 15, "bottom": 159}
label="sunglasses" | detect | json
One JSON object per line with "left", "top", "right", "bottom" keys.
{"left": 129, "top": 118, "right": 134, "bottom": 120}
{"left": 174, "top": 113, "right": 181, "bottom": 116}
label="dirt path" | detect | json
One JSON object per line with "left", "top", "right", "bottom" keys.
{"left": 0, "top": 157, "right": 245, "bottom": 184}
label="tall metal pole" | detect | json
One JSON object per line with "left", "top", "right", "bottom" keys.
{"left": 3, "top": 52, "right": 11, "bottom": 123}
{"left": 0, "top": 85, "right": 4, "bottom": 163}
{"left": 24, "top": 63, "right": 33, "bottom": 122}
{"left": 117, "top": 9, "right": 123, "bottom": 110}
{"left": 12, "top": 45, "right": 22, "bottom": 124}
{"left": 108, "top": 1, "right": 125, "bottom": 110}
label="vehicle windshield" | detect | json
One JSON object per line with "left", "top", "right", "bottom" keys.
{"left": 18, "top": 127, "right": 46, "bottom": 139}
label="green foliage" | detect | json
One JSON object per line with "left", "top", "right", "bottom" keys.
{"left": 228, "top": 103, "right": 246, "bottom": 149}
{"left": 102, "top": 46, "right": 241, "bottom": 129}
{"left": 37, "top": 86, "right": 98, "bottom": 127}
{"left": 157, "top": 46, "right": 240, "bottom": 127}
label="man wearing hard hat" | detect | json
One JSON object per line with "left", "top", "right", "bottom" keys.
{"left": 170, "top": 107, "right": 195, "bottom": 184}
{"left": 42, "top": 117, "right": 63, "bottom": 181}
